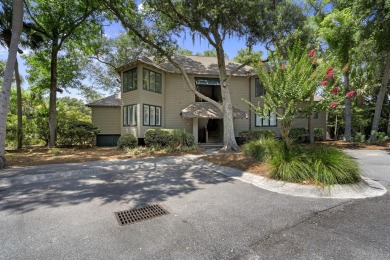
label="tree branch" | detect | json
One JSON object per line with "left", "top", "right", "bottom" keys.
{"left": 88, "top": 55, "right": 117, "bottom": 70}
{"left": 104, "top": 1, "right": 222, "bottom": 111}
{"left": 226, "top": 59, "right": 252, "bottom": 82}
{"left": 24, "top": 0, "right": 51, "bottom": 38}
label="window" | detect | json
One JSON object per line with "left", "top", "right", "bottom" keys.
{"left": 255, "top": 78, "right": 265, "bottom": 97}
{"left": 123, "top": 68, "right": 137, "bottom": 92}
{"left": 123, "top": 105, "right": 137, "bottom": 126}
{"left": 143, "top": 104, "right": 162, "bottom": 126}
{"left": 143, "top": 69, "right": 162, "bottom": 93}
{"left": 255, "top": 111, "right": 277, "bottom": 127}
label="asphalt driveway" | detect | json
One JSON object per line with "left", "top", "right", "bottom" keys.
{"left": 0, "top": 151, "right": 389, "bottom": 259}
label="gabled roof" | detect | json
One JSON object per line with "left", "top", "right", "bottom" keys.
{"left": 86, "top": 93, "right": 121, "bottom": 107}
{"left": 181, "top": 102, "right": 246, "bottom": 119}
{"left": 116, "top": 55, "right": 256, "bottom": 77}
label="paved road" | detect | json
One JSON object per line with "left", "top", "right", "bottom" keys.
{"left": 0, "top": 151, "right": 389, "bottom": 259}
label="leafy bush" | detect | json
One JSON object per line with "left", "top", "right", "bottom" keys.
{"left": 289, "top": 128, "right": 308, "bottom": 142}
{"left": 353, "top": 132, "right": 366, "bottom": 143}
{"left": 307, "top": 145, "right": 361, "bottom": 185}
{"left": 289, "top": 128, "right": 325, "bottom": 142}
{"left": 314, "top": 128, "right": 325, "bottom": 141}
{"left": 144, "top": 129, "right": 173, "bottom": 147}
{"left": 242, "top": 137, "right": 281, "bottom": 162}
{"left": 239, "top": 130, "right": 276, "bottom": 143}
{"left": 144, "top": 128, "right": 195, "bottom": 148}
{"left": 244, "top": 138, "right": 361, "bottom": 186}
{"left": 170, "top": 129, "right": 195, "bottom": 148}
{"left": 368, "top": 131, "right": 389, "bottom": 145}
{"left": 57, "top": 120, "right": 100, "bottom": 146}
{"left": 117, "top": 134, "right": 138, "bottom": 149}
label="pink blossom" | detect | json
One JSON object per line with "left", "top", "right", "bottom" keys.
{"left": 331, "top": 87, "right": 339, "bottom": 94}
{"left": 321, "top": 80, "right": 327, "bottom": 86}
{"left": 326, "top": 71, "right": 334, "bottom": 79}
{"left": 311, "top": 59, "right": 317, "bottom": 65}
{"left": 346, "top": 90, "right": 356, "bottom": 98}
{"left": 329, "top": 101, "right": 339, "bottom": 109}
{"left": 308, "top": 49, "right": 315, "bottom": 57}
{"left": 326, "top": 67, "right": 334, "bottom": 78}
{"left": 281, "top": 64, "right": 286, "bottom": 70}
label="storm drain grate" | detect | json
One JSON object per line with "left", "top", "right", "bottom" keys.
{"left": 114, "top": 204, "right": 169, "bottom": 226}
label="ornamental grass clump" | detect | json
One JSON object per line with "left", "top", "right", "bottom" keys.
{"left": 243, "top": 138, "right": 361, "bottom": 186}
{"left": 307, "top": 145, "right": 361, "bottom": 185}
{"left": 242, "top": 137, "right": 280, "bottom": 163}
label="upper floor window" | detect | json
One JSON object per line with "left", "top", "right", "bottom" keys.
{"left": 143, "top": 69, "right": 162, "bottom": 93}
{"left": 255, "top": 78, "right": 265, "bottom": 97}
{"left": 255, "top": 111, "right": 277, "bottom": 127}
{"left": 123, "top": 68, "right": 137, "bottom": 92}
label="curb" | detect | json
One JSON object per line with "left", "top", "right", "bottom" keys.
{"left": 198, "top": 159, "right": 387, "bottom": 199}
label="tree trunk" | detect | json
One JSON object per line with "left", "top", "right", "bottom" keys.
{"left": 370, "top": 51, "right": 390, "bottom": 140}
{"left": 344, "top": 69, "right": 352, "bottom": 141}
{"left": 334, "top": 115, "right": 338, "bottom": 140}
{"left": 308, "top": 94, "right": 315, "bottom": 144}
{"left": 280, "top": 117, "right": 293, "bottom": 149}
{"left": 357, "top": 93, "right": 364, "bottom": 134}
{"left": 387, "top": 108, "right": 390, "bottom": 137}
{"left": 215, "top": 38, "right": 239, "bottom": 152}
{"left": 15, "top": 59, "right": 23, "bottom": 150}
{"left": 0, "top": 0, "right": 24, "bottom": 168}
{"left": 48, "top": 38, "right": 59, "bottom": 147}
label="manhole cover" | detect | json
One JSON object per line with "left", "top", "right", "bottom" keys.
{"left": 114, "top": 204, "right": 169, "bottom": 226}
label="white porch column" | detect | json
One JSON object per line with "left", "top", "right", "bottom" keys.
{"left": 193, "top": 117, "right": 198, "bottom": 143}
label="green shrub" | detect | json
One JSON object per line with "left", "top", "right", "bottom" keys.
{"left": 307, "top": 145, "right": 361, "bottom": 185}
{"left": 289, "top": 128, "right": 308, "bottom": 142}
{"left": 170, "top": 129, "right": 195, "bottom": 148}
{"left": 242, "top": 137, "right": 281, "bottom": 162}
{"left": 144, "top": 129, "right": 173, "bottom": 147}
{"left": 239, "top": 130, "right": 276, "bottom": 143}
{"left": 368, "top": 131, "right": 389, "bottom": 145}
{"left": 289, "top": 128, "right": 324, "bottom": 142}
{"left": 144, "top": 128, "right": 194, "bottom": 148}
{"left": 353, "top": 132, "right": 366, "bottom": 143}
{"left": 117, "top": 134, "right": 138, "bottom": 149}
{"left": 314, "top": 128, "right": 325, "bottom": 141}
{"left": 244, "top": 138, "right": 361, "bottom": 186}
{"left": 57, "top": 120, "right": 100, "bottom": 146}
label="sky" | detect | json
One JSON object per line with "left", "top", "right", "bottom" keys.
{"left": 0, "top": 20, "right": 266, "bottom": 101}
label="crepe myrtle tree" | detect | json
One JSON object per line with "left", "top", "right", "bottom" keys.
{"left": 244, "top": 43, "right": 342, "bottom": 149}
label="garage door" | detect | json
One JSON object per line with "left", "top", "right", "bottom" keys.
{"left": 96, "top": 135, "right": 121, "bottom": 147}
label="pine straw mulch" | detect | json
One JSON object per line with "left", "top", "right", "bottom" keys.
{"left": 201, "top": 152, "right": 270, "bottom": 177}
{"left": 4, "top": 146, "right": 203, "bottom": 168}
{"left": 318, "top": 140, "right": 390, "bottom": 150}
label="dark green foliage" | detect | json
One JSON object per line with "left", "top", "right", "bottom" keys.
{"left": 307, "top": 145, "right": 361, "bottom": 185}
{"left": 289, "top": 128, "right": 308, "bottom": 142}
{"left": 57, "top": 120, "right": 99, "bottom": 146}
{"left": 144, "top": 129, "right": 172, "bottom": 147}
{"left": 289, "top": 128, "right": 324, "bottom": 142}
{"left": 243, "top": 138, "right": 361, "bottom": 186}
{"left": 368, "top": 131, "right": 389, "bottom": 145}
{"left": 144, "top": 129, "right": 194, "bottom": 148}
{"left": 242, "top": 137, "right": 281, "bottom": 162}
{"left": 239, "top": 130, "right": 276, "bottom": 144}
{"left": 117, "top": 134, "right": 138, "bottom": 149}
{"left": 170, "top": 129, "right": 195, "bottom": 148}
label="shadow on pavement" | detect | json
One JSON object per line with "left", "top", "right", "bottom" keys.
{"left": 0, "top": 157, "right": 233, "bottom": 214}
